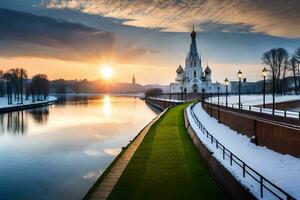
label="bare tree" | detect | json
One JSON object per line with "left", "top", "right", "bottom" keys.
{"left": 295, "top": 47, "right": 300, "bottom": 87}
{"left": 18, "top": 68, "right": 28, "bottom": 104}
{"left": 262, "top": 48, "right": 277, "bottom": 114}
{"left": 0, "top": 70, "right": 4, "bottom": 97}
{"left": 30, "top": 74, "right": 49, "bottom": 102}
{"left": 262, "top": 48, "right": 289, "bottom": 95}
{"left": 2, "top": 72, "right": 13, "bottom": 104}
{"left": 290, "top": 56, "right": 298, "bottom": 94}
{"left": 277, "top": 48, "right": 289, "bottom": 94}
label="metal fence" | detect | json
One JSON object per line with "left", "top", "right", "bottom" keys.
{"left": 207, "top": 98, "right": 300, "bottom": 120}
{"left": 189, "top": 103, "right": 295, "bottom": 200}
{"left": 148, "top": 93, "right": 203, "bottom": 101}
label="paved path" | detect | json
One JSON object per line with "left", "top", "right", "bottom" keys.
{"left": 86, "top": 109, "right": 168, "bottom": 200}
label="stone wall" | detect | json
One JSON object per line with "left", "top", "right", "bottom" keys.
{"left": 263, "top": 99, "right": 300, "bottom": 110}
{"left": 145, "top": 98, "right": 182, "bottom": 111}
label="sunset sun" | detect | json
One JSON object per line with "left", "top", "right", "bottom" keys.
{"left": 101, "top": 65, "right": 113, "bottom": 80}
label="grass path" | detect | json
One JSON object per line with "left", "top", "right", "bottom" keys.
{"left": 108, "top": 103, "right": 221, "bottom": 200}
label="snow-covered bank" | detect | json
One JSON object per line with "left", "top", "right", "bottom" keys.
{"left": 211, "top": 94, "right": 300, "bottom": 106}
{"left": 0, "top": 96, "right": 57, "bottom": 109}
{"left": 209, "top": 95, "right": 300, "bottom": 119}
{"left": 187, "top": 103, "right": 300, "bottom": 199}
{"left": 53, "top": 93, "right": 145, "bottom": 98}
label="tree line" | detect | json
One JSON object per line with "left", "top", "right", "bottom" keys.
{"left": 0, "top": 68, "right": 49, "bottom": 105}
{"left": 262, "top": 47, "right": 300, "bottom": 95}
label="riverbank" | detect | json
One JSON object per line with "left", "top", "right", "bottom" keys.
{"left": 86, "top": 103, "right": 221, "bottom": 199}
{"left": 0, "top": 96, "right": 57, "bottom": 113}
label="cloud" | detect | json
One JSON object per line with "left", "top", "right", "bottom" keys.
{"left": 84, "top": 149, "right": 103, "bottom": 156}
{"left": 0, "top": 8, "right": 157, "bottom": 63}
{"left": 43, "top": 0, "right": 300, "bottom": 38}
{"left": 104, "top": 148, "right": 121, "bottom": 156}
{"left": 82, "top": 170, "right": 102, "bottom": 179}
{"left": 0, "top": 8, "right": 114, "bottom": 62}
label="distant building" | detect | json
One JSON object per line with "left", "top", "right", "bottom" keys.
{"left": 229, "top": 79, "right": 262, "bottom": 94}
{"left": 132, "top": 74, "right": 136, "bottom": 84}
{"left": 170, "top": 28, "right": 224, "bottom": 93}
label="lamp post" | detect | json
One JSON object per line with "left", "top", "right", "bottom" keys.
{"left": 272, "top": 70, "right": 275, "bottom": 115}
{"left": 261, "top": 67, "right": 267, "bottom": 108}
{"left": 224, "top": 78, "right": 229, "bottom": 107}
{"left": 210, "top": 90, "right": 213, "bottom": 117}
{"left": 201, "top": 88, "right": 205, "bottom": 102}
{"left": 217, "top": 81, "right": 220, "bottom": 122}
{"left": 237, "top": 70, "right": 242, "bottom": 109}
{"left": 169, "top": 84, "right": 171, "bottom": 100}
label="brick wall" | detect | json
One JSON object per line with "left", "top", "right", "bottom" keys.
{"left": 202, "top": 102, "right": 300, "bottom": 157}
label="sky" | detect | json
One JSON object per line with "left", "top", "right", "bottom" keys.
{"left": 0, "top": 0, "right": 300, "bottom": 84}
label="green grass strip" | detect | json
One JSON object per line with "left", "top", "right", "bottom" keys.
{"left": 108, "top": 103, "right": 221, "bottom": 200}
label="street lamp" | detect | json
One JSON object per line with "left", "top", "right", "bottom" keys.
{"left": 224, "top": 78, "right": 229, "bottom": 107}
{"left": 217, "top": 81, "right": 220, "bottom": 122}
{"left": 237, "top": 70, "right": 242, "bottom": 109}
{"left": 261, "top": 67, "right": 267, "bottom": 108}
{"left": 169, "top": 84, "right": 171, "bottom": 100}
{"left": 210, "top": 89, "right": 213, "bottom": 117}
{"left": 201, "top": 88, "right": 205, "bottom": 102}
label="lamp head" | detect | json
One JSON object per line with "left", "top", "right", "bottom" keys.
{"left": 262, "top": 67, "right": 268, "bottom": 77}
{"left": 237, "top": 70, "right": 242, "bottom": 79}
{"left": 224, "top": 78, "right": 229, "bottom": 86}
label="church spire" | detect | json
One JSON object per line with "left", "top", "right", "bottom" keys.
{"left": 132, "top": 74, "right": 136, "bottom": 84}
{"left": 189, "top": 26, "right": 199, "bottom": 59}
{"left": 191, "top": 26, "right": 196, "bottom": 40}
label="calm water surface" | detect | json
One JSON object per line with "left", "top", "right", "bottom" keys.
{"left": 0, "top": 95, "right": 157, "bottom": 200}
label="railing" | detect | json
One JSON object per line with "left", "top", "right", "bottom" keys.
{"left": 207, "top": 98, "right": 300, "bottom": 120}
{"left": 148, "top": 93, "right": 203, "bottom": 102}
{"left": 189, "top": 103, "right": 295, "bottom": 200}
{"left": 148, "top": 92, "right": 270, "bottom": 104}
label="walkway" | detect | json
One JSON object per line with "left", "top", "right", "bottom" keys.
{"left": 107, "top": 103, "right": 221, "bottom": 199}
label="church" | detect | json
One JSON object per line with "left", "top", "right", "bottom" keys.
{"left": 170, "top": 28, "right": 222, "bottom": 94}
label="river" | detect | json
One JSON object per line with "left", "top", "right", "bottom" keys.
{"left": 0, "top": 95, "right": 157, "bottom": 200}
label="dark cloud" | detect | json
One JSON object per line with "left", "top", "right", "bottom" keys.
{"left": 44, "top": 0, "right": 300, "bottom": 38}
{"left": 0, "top": 8, "right": 114, "bottom": 62}
{"left": 200, "top": 22, "right": 253, "bottom": 34}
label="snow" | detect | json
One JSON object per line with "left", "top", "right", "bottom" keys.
{"left": 209, "top": 95, "right": 300, "bottom": 119}
{"left": 0, "top": 96, "right": 57, "bottom": 109}
{"left": 186, "top": 102, "right": 300, "bottom": 200}
{"left": 211, "top": 94, "right": 300, "bottom": 106}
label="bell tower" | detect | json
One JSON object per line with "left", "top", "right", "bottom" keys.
{"left": 185, "top": 27, "right": 202, "bottom": 81}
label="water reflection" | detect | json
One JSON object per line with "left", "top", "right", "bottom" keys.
{"left": 0, "top": 95, "right": 157, "bottom": 200}
{"left": 28, "top": 107, "right": 49, "bottom": 124}
{"left": 0, "top": 107, "right": 51, "bottom": 135}
{"left": 0, "top": 111, "right": 27, "bottom": 135}
{"left": 103, "top": 95, "right": 111, "bottom": 116}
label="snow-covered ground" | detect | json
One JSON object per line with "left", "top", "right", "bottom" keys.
{"left": 210, "top": 94, "right": 300, "bottom": 106}
{"left": 187, "top": 103, "right": 300, "bottom": 199}
{"left": 209, "top": 95, "right": 300, "bottom": 119}
{"left": 0, "top": 96, "right": 57, "bottom": 109}
{"left": 53, "top": 93, "right": 145, "bottom": 98}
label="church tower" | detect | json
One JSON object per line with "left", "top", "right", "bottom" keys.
{"left": 184, "top": 27, "right": 202, "bottom": 83}
{"left": 132, "top": 74, "right": 136, "bottom": 84}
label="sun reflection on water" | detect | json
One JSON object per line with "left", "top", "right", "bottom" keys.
{"left": 103, "top": 95, "right": 111, "bottom": 116}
